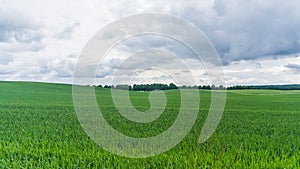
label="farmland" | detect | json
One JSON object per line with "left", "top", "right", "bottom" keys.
{"left": 0, "top": 81, "right": 299, "bottom": 168}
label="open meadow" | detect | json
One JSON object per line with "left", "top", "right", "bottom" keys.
{"left": 0, "top": 81, "right": 299, "bottom": 168}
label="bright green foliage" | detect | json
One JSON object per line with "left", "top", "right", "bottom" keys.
{"left": 0, "top": 81, "right": 299, "bottom": 168}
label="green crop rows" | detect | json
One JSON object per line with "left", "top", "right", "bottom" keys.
{"left": 0, "top": 81, "right": 299, "bottom": 168}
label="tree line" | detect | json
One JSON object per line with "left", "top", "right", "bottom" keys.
{"left": 96, "top": 83, "right": 178, "bottom": 91}
{"left": 96, "top": 84, "right": 225, "bottom": 91}
{"left": 95, "top": 84, "right": 300, "bottom": 90}
{"left": 227, "top": 84, "right": 300, "bottom": 90}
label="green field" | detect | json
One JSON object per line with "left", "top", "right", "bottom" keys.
{"left": 0, "top": 81, "right": 299, "bottom": 168}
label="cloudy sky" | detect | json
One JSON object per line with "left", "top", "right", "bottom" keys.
{"left": 0, "top": 0, "right": 300, "bottom": 86}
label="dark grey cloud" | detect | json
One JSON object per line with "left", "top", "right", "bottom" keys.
{"left": 67, "top": 53, "right": 79, "bottom": 58}
{"left": 0, "top": 70, "right": 14, "bottom": 75}
{"left": 0, "top": 8, "right": 45, "bottom": 54}
{"left": 177, "top": 0, "right": 300, "bottom": 63}
{"left": 14, "top": 30, "right": 44, "bottom": 43}
{"left": 217, "top": 1, "right": 300, "bottom": 60}
{"left": 96, "top": 48, "right": 188, "bottom": 79}
{"left": 286, "top": 63, "right": 300, "bottom": 72}
{"left": 114, "top": 34, "right": 198, "bottom": 61}
{"left": 96, "top": 68, "right": 112, "bottom": 78}
{"left": 53, "top": 21, "right": 80, "bottom": 39}
{"left": 101, "top": 1, "right": 300, "bottom": 66}
{"left": 0, "top": 8, "right": 44, "bottom": 43}
{"left": 117, "top": 49, "right": 183, "bottom": 71}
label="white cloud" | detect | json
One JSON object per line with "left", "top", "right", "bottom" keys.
{"left": 224, "top": 55, "right": 300, "bottom": 86}
{"left": 0, "top": 0, "right": 300, "bottom": 85}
